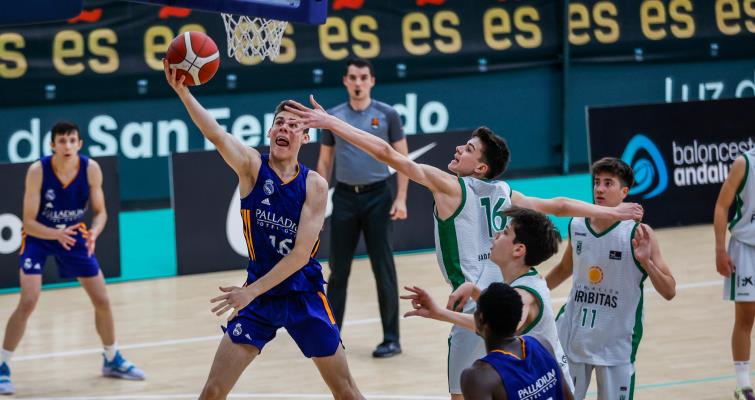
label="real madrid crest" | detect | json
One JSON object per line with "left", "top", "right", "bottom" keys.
{"left": 263, "top": 179, "right": 275, "bottom": 196}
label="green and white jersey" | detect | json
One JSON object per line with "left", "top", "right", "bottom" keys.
{"left": 434, "top": 176, "right": 512, "bottom": 289}
{"left": 730, "top": 148, "right": 755, "bottom": 246}
{"left": 556, "top": 217, "right": 647, "bottom": 366}
{"left": 512, "top": 268, "right": 573, "bottom": 390}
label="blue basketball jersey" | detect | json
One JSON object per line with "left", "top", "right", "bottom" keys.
{"left": 240, "top": 154, "right": 325, "bottom": 295}
{"left": 480, "top": 336, "right": 565, "bottom": 400}
{"left": 37, "top": 155, "right": 90, "bottom": 229}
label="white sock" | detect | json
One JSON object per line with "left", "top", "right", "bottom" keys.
{"left": 735, "top": 361, "right": 751, "bottom": 388}
{"left": 0, "top": 349, "right": 13, "bottom": 366}
{"left": 104, "top": 343, "right": 118, "bottom": 362}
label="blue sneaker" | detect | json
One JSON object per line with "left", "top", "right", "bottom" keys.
{"left": 102, "top": 351, "right": 145, "bottom": 380}
{"left": 0, "top": 362, "right": 14, "bottom": 395}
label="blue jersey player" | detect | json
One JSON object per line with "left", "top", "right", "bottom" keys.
{"left": 0, "top": 121, "right": 144, "bottom": 395}
{"left": 164, "top": 60, "right": 364, "bottom": 400}
{"left": 461, "top": 283, "right": 573, "bottom": 400}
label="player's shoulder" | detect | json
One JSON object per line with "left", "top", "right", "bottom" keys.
{"left": 372, "top": 100, "right": 399, "bottom": 116}
{"left": 305, "top": 170, "right": 328, "bottom": 193}
{"left": 27, "top": 160, "right": 43, "bottom": 173}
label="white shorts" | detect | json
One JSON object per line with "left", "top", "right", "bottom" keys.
{"left": 569, "top": 360, "right": 635, "bottom": 400}
{"left": 725, "top": 238, "right": 755, "bottom": 302}
{"left": 447, "top": 300, "right": 485, "bottom": 394}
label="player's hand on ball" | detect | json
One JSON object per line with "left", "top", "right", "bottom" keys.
{"left": 210, "top": 286, "right": 256, "bottom": 316}
{"left": 163, "top": 58, "right": 188, "bottom": 94}
{"left": 401, "top": 286, "right": 440, "bottom": 319}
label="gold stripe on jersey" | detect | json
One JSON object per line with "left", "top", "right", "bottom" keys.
{"left": 241, "top": 209, "right": 255, "bottom": 260}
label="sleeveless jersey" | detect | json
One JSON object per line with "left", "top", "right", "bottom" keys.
{"left": 37, "top": 155, "right": 90, "bottom": 229}
{"left": 557, "top": 218, "right": 646, "bottom": 365}
{"left": 480, "top": 336, "right": 565, "bottom": 400}
{"left": 240, "top": 154, "right": 325, "bottom": 295}
{"left": 511, "top": 268, "right": 572, "bottom": 390}
{"left": 729, "top": 148, "right": 755, "bottom": 246}
{"left": 434, "top": 176, "right": 511, "bottom": 289}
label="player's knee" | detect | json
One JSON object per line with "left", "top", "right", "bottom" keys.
{"left": 17, "top": 294, "right": 40, "bottom": 315}
{"left": 90, "top": 294, "right": 111, "bottom": 311}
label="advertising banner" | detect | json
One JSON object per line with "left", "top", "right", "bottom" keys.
{"left": 0, "top": 156, "right": 121, "bottom": 288}
{"left": 1, "top": 0, "right": 753, "bottom": 105}
{"left": 588, "top": 97, "right": 755, "bottom": 227}
{"left": 172, "top": 131, "right": 464, "bottom": 275}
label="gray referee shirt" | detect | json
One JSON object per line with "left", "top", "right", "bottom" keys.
{"left": 321, "top": 100, "right": 404, "bottom": 185}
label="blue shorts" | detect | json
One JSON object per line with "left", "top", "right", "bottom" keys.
{"left": 19, "top": 231, "right": 100, "bottom": 278}
{"left": 223, "top": 291, "right": 341, "bottom": 358}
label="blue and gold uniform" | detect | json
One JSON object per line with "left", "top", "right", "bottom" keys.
{"left": 226, "top": 154, "right": 340, "bottom": 357}
{"left": 19, "top": 155, "right": 99, "bottom": 278}
{"left": 480, "top": 336, "right": 566, "bottom": 400}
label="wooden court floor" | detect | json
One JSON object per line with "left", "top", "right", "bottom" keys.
{"left": 0, "top": 224, "right": 742, "bottom": 399}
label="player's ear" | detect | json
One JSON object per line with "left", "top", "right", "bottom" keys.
{"left": 302, "top": 130, "right": 311, "bottom": 144}
{"left": 475, "top": 163, "right": 489, "bottom": 178}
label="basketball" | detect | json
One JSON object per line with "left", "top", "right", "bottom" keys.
{"left": 166, "top": 31, "right": 220, "bottom": 86}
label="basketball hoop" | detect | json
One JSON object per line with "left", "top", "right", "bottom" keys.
{"left": 221, "top": 13, "right": 287, "bottom": 61}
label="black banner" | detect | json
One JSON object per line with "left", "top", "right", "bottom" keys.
{"left": 588, "top": 97, "right": 755, "bottom": 228}
{"left": 0, "top": 156, "right": 121, "bottom": 288}
{"left": 172, "top": 131, "right": 462, "bottom": 275}
{"left": 1, "top": 0, "right": 754, "bottom": 106}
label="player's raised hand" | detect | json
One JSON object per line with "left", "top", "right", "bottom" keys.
{"left": 446, "top": 282, "right": 475, "bottom": 312}
{"left": 284, "top": 95, "right": 335, "bottom": 131}
{"left": 162, "top": 58, "right": 189, "bottom": 95}
{"left": 716, "top": 247, "right": 736, "bottom": 277}
{"left": 613, "top": 202, "right": 644, "bottom": 221}
{"left": 631, "top": 224, "right": 652, "bottom": 266}
{"left": 401, "top": 286, "right": 441, "bottom": 319}
{"left": 56, "top": 225, "right": 78, "bottom": 251}
{"left": 210, "top": 286, "right": 256, "bottom": 316}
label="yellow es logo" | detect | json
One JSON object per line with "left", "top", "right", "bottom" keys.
{"left": 588, "top": 266, "right": 603, "bottom": 284}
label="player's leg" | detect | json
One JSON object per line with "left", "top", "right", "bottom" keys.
{"left": 0, "top": 270, "right": 42, "bottom": 394}
{"left": 327, "top": 188, "right": 362, "bottom": 329}
{"left": 77, "top": 269, "right": 145, "bottom": 380}
{"left": 733, "top": 302, "right": 755, "bottom": 399}
{"left": 199, "top": 334, "right": 259, "bottom": 400}
{"left": 595, "top": 363, "right": 634, "bottom": 400}
{"left": 448, "top": 315, "right": 486, "bottom": 400}
{"left": 312, "top": 346, "right": 364, "bottom": 400}
{"left": 361, "top": 185, "right": 400, "bottom": 356}
{"left": 569, "top": 361, "right": 592, "bottom": 400}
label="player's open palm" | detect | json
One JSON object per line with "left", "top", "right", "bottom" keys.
{"left": 716, "top": 248, "right": 735, "bottom": 277}
{"left": 285, "top": 95, "right": 333, "bottom": 131}
{"left": 211, "top": 286, "right": 255, "bottom": 316}
{"left": 401, "top": 286, "right": 440, "bottom": 319}
{"left": 631, "top": 224, "right": 652, "bottom": 266}
{"left": 56, "top": 225, "right": 78, "bottom": 251}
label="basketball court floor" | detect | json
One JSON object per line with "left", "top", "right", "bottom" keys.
{"left": 0, "top": 224, "right": 737, "bottom": 399}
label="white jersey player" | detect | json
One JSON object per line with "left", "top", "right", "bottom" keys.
{"left": 547, "top": 157, "right": 676, "bottom": 400}
{"left": 286, "top": 97, "right": 644, "bottom": 399}
{"left": 715, "top": 147, "right": 755, "bottom": 400}
{"left": 405, "top": 207, "right": 574, "bottom": 394}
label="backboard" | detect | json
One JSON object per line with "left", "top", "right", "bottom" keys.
{"left": 132, "top": 0, "right": 328, "bottom": 25}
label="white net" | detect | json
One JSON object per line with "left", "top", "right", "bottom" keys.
{"left": 222, "top": 13, "right": 288, "bottom": 61}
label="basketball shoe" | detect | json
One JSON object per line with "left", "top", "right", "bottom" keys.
{"left": 0, "top": 362, "right": 14, "bottom": 395}
{"left": 102, "top": 351, "right": 145, "bottom": 380}
{"left": 735, "top": 387, "right": 755, "bottom": 400}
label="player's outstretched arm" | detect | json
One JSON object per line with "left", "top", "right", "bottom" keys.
{"left": 714, "top": 156, "right": 745, "bottom": 277}
{"left": 512, "top": 191, "right": 644, "bottom": 221}
{"left": 163, "top": 59, "right": 260, "bottom": 180}
{"left": 286, "top": 96, "right": 458, "bottom": 195}
{"left": 546, "top": 240, "right": 574, "bottom": 290}
{"left": 211, "top": 172, "right": 328, "bottom": 316}
{"left": 633, "top": 224, "right": 676, "bottom": 300}
{"left": 86, "top": 160, "right": 107, "bottom": 257}
{"left": 461, "top": 362, "right": 506, "bottom": 400}
{"left": 402, "top": 286, "right": 476, "bottom": 332}
{"left": 21, "top": 162, "right": 78, "bottom": 249}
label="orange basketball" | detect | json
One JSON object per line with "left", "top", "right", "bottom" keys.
{"left": 166, "top": 31, "right": 220, "bottom": 86}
